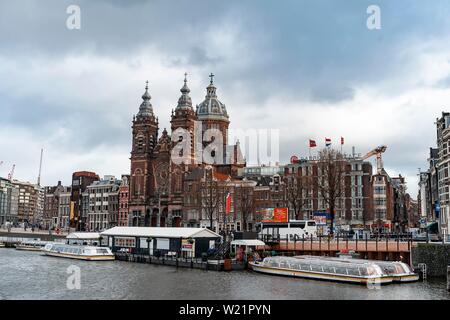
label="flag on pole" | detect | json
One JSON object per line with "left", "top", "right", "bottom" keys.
{"left": 309, "top": 139, "right": 317, "bottom": 148}
{"left": 325, "top": 138, "right": 331, "bottom": 147}
{"left": 341, "top": 137, "right": 344, "bottom": 145}
{"left": 225, "top": 192, "right": 232, "bottom": 215}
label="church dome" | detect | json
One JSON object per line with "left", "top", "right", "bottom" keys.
{"left": 196, "top": 74, "right": 229, "bottom": 122}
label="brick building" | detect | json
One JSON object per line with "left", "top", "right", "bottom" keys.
{"left": 128, "top": 75, "right": 244, "bottom": 228}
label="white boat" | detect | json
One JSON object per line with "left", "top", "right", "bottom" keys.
{"left": 307, "top": 255, "right": 419, "bottom": 283}
{"left": 42, "top": 243, "right": 115, "bottom": 261}
{"left": 249, "top": 255, "right": 394, "bottom": 285}
{"left": 16, "top": 240, "right": 50, "bottom": 251}
{"left": 0, "top": 242, "right": 5, "bottom": 248}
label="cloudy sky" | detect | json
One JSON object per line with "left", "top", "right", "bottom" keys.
{"left": 1, "top": 0, "right": 450, "bottom": 197}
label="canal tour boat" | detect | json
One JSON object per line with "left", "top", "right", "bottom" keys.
{"left": 306, "top": 255, "right": 419, "bottom": 283}
{"left": 16, "top": 240, "right": 51, "bottom": 252}
{"left": 42, "top": 243, "right": 115, "bottom": 261}
{"left": 249, "top": 255, "right": 394, "bottom": 285}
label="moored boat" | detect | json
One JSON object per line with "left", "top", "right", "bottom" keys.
{"left": 16, "top": 240, "right": 51, "bottom": 251}
{"left": 249, "top": 255, "right": 394, "bottom": 285}
{"left": 42, "top": 243, "right": 115, "bottom": 261}
{"left": 0, "top": 242, "right": 5, "bottom": 248}
{"left": 302, "top": 255, "right": 419, "bottom": 283}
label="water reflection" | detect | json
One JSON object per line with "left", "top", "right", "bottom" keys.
{"left": 0, "top": 250, "right": 448, "bottom": 300}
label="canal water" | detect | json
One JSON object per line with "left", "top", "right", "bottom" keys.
{"left": 0, "top": 249, "right": 449, "bottom": 300}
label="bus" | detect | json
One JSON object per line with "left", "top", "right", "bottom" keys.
{"left": 257, "top": 220, "right": 317, "bottom": 241}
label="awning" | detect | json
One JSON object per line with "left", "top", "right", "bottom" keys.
{"left": 66, "top": 232, "right": 101, "bottom": 240}
{"left": 230, "top": 239, "right": 266, "bottom": 247}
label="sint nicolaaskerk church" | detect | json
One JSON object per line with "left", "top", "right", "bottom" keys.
{"left": 128, "top": 74, "right": 245, "bottom": 228}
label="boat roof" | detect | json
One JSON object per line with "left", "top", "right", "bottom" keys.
{"left": 101, "top": 227, "right": 221, "bottom": 239}
{"left": 66, "top": 232, "right": 101, "bottom": 240}
{"left": 48, "top": 243, "right": 106, "bottom": 250}
{"left": 231, "top": 239, "right": 266, "bottom": 246}
{"left": 298, "top": 255, "right": 406, "bottom": 266}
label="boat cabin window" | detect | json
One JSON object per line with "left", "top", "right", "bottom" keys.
{"left": 346, "top": 267, "right": 361, "bottom": 276}
{"left": 334, "top": 267, "right": 347, "bottom": 275}
{"left": 359, "top": 267, "right": 369, "bottom": 276}
{"left": 322, "top": 266, "right": 335, "bottom": 273}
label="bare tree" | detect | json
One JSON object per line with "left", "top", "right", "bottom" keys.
{"left": 284, "top": 169, "right": 312, "bottom": 220}
{"left": 200, "top": 167, "right": 224, "bottom": 231}
{"left": 316, "top": 148, "right": 346, "bottom": 236}
{"left": 234, "top": 183, "right": 255, "bottom": 231}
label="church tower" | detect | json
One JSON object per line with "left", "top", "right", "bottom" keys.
{"left": 129, "top": 81, "right": 159, "bottom": 226}
{"left": 196, "top": 74, "right": 230, "bottom": 164}
{"left": 170, "top": 73, "right": 197, "bottom": 165}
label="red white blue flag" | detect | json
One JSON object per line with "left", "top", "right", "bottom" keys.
{"left": 325, "top": 138, "right": 331, "bottom": 147}
{"left": 225, "top": 192, "right": 232, "bottom": 215}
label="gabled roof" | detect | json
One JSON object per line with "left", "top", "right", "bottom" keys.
{"left": 100, "top": 227, "right": 220, "bottom": 239}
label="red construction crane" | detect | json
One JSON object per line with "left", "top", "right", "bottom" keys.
{"left": 362, "top": 146, "right": 387, "bottom": 174}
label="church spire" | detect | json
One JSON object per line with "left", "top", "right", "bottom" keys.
{"left": 176, "top": 72, "right": 193, "bottom": 110}
{"left": 137, "top": 80, "right": 154, "bottom": 118}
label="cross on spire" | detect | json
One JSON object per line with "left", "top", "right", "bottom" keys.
{"left": 209, "top": 73, "right": 214, "bottom": 84}
{"left": 184, "top": 72, "right": 188, "bottom": 83}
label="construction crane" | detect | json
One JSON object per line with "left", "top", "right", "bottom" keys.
{"left": 362, "top": 145, "right": 387, "bottom": 174}
{"left": 37, "top": 148, "right": 43, "bottom": 186}
{"left": 7, "top": 164, "right": 15, "bottom": 180}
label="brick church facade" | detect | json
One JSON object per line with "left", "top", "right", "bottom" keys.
{"left": 128, "top": 74, "right": 244, "bottom": 228}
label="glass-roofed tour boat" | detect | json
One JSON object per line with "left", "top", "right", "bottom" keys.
{"left": 249, "top": 255, "right": 418, "bottom": 285}
{"left": 16, "top": 240, "right": 52, "bottom": 251}
{"left": 42, "top": 243, "right": 115, "bottom": 261}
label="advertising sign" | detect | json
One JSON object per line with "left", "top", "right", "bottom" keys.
{"left": 181, "top": 239, "right": 195, "bottom": 252}
{"left": 261, "top": 208, "right": 288, "bottom": 223}
{"left": 313, "top": 212, "right": 328, "bottom": 226}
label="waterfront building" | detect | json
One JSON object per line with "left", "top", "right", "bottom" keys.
{"left": 71, "top": 171, "right": 100, "bottom": 230}
{"left": 283, "top": 157, "right": 373, "bottom": 231}
{"left": 43, "top": 181, "right": 67, "bottom": 229}
{"left": 128, "top": 75, "right": 244, "bottom": 228}
{"left": 391, "top": 175, "right": 408, "bottom": 232}
{"left": 371, "top": 172, "right": 394, "bottom": 233}
{"left": 418, "top": 148, "right": 440, "bottom": 225}
{"left": 86, "top": 175, "right": 121, "bottom": 231}
{"left": 0, "top": 177, "right": 19, "bottom": 225}
{"left": 435, "top": 112, "right": 450, "bottom": 237}
{"left": 100, "top": 226, "right": 220, "bottom": 258}
{"left": 58, "top": 188, "right": 72, "bottom": 230}
{"left": 12, "top": 180, "right": 42, "bottom": 225}
{"left": 118, "top": 175, "right": 130, "bottom": 226}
